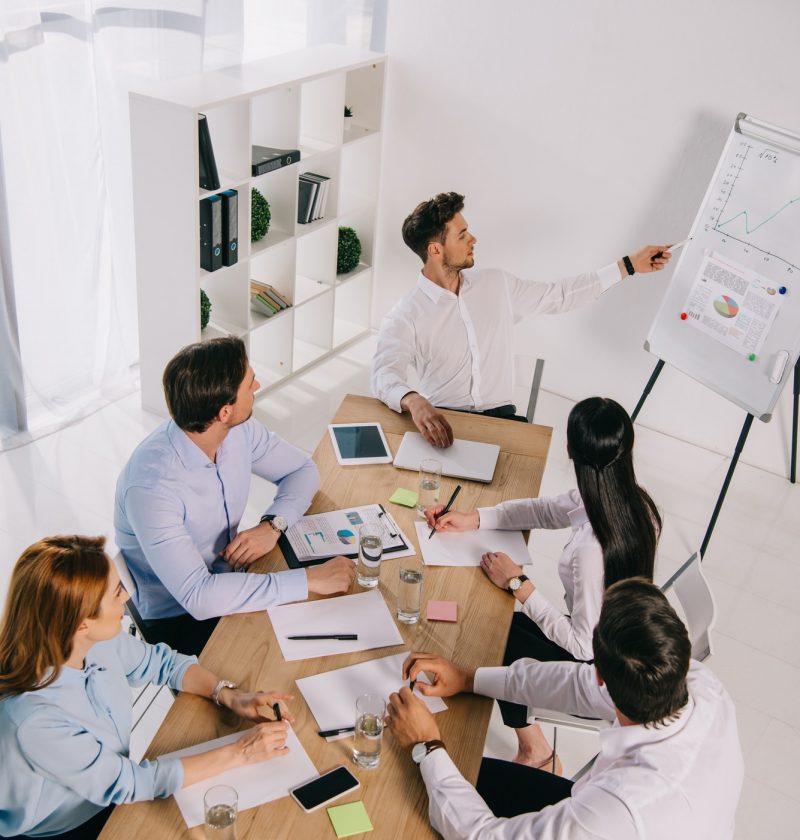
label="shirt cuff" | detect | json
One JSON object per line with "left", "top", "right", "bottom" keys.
{"left": 477, "top": 507, "right": 500, "bottom": 530}
{"left": 172, "top": 654, "right": 200, "bottom": 692}
{"left": 473, "top": 666, "right": 509, "bottom": 700}
{"left": 419, "top": 745, "right": 459, "bottom": 784}
{"left": 148, "top": 756, "right": 184, "bottom": 799}
{"left": 598, "top": 261, "right": 624, "bottom": 291}
{"left": 386, "top": 384, "right": 416, "bottom": 414}
{"left": 521, "top": 588, "right": 548, "bottom": 622}
{"left": 277, "top": 568, "right": 309, "bottom": 603}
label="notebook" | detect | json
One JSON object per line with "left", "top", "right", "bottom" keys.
{"left": 392, "top": 432, "right": 500, "bottom": 483}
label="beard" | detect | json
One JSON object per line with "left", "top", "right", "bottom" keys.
{"left": 443, "top": 254, "right": 474, "bottom": 272}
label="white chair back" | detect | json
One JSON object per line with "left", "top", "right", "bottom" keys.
{"left": 660, "top": 552, "right": 716, "bottom": 661}
{"left": 111, "top": 550, "right": 137, "bottom": 597}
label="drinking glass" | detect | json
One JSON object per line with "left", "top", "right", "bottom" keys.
{"left": 356, "top": 523, "right": 383, "bottom": 588}
{"left": 397, "top": 556, "right": 424, "bottom": 624}
{"left": 204, "top": 785, "right": 237, "bottom": 840}
{"left": 353, "top": 694, "right": 386, "bottom": 768}
{"left": 417, "top": 459, "right": 442, "bottom": 516}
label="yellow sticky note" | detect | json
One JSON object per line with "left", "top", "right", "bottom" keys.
{"left": 389, "top": 488, "right": 418, "bottom": 507}
{"left": 327, "top": 801, "right": 373, "bottom": 837}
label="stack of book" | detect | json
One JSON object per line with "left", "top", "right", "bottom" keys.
{"left": 297, "top": 172, "right": 331, "bottom": 224}
{"left": 250, "top": 280, "right": 291, "bottom": 317}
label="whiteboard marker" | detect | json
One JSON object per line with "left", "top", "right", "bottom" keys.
{"left": 666, "top": 237, "right": 692, "bottom": 252}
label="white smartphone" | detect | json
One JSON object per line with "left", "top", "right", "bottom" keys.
{"left": 289, "top": 765, "right": 360, "bottom": 812}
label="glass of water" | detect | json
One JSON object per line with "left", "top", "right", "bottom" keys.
{"left": 204, "top": 784, "right": 237, "bottom": 839}
{"left": 397, "top": 556, "right": 424, "bottom": 624}
{"left": 356, "top": 523, "right": 383, "bottom": 588}
{"left": 417, "top": 458, "right": 442, "bottom": 516}
{"left": 353, "top": 694, "right": 386, "bottom": 769}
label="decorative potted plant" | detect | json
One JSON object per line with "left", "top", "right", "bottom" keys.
{"left": 344, "top": 104, "right": 354, "bottom": 130}
{"left": 337, "top": 226, "right": 362, "bottom": 275}
{"left": 251, "top": 187, "right": 271, "bottom": 242}
{"left": 200, "top": 289, "right": 211, "bottom": 330}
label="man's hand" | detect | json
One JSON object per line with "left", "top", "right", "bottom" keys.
{"left": 480, "top": 550, "right": 525, "bottom": 590}
{"left": 424, "top": 506, "right": 479, "bottom": 533}
{"left": 306, "top": 555, "right": 355, "bottom": 595}
{"left": 220, "top": 688, "right": 295, "bottom": 725}
{"left": 223, "top": 522, "right": 280, "bottom": 571}
{"left": 402, "top": 651, "right": 474, "bottom": 697}
{"left": 401, "top": 392, "right": 454, "bottom": 449}
{"left": 386, "top": 687, "right": 441, "bottom": 749}
{"left": 625, "top": 244, "right": 673, "bottom": 274}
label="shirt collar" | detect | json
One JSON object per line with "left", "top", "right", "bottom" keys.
{"left": 167, "top": 420, "right": 215, "bottom": 471}
{"left": 416, "top": 271, "right": 470, "bottom": 302}
{"left": 598, "top": 694, "right": 695, "bottom": 760}
{"left": 567, "top": 500, "right": 590, "bottom": 529}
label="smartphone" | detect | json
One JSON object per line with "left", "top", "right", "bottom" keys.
{"left": 290, "top": 765, "right": 360, "bottom": 813}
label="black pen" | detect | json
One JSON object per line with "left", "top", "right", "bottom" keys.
{"left": 428, "top": 484, "right": 462, "bottom": 540}
{"left": 318, "top": 726, "right": 355, "bottom": 738}
{"left": 273, "top": 702, "right": 282, "bottom": 721}
{"left": 285, "top": 634, "right": 358, "bottom": 640}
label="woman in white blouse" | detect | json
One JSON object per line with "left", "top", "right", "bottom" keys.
{"left": 0, "top": 535, "right": 295, "bottom": 840}
{"left": 426, "top": 396, "right": 661, "bottom": 772}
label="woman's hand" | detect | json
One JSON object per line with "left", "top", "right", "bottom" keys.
{"left": 221, "top": 689, "right": 295, "bottom": 724}
{"left": 424, "top": 507, "right": 480, "bottom": 532}
{"left": 480, "top": 551, "right": 524, "bottom": 590}
{"left": 233, "top": 721, "right": 290, "bottom": 764}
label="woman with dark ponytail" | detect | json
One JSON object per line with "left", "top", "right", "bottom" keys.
{"left": 425, "top": 396, "right": 661, "bottom": 772}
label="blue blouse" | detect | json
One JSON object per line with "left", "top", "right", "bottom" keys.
{"left": 0, "top": 632, "right": 196, "bottom": 837}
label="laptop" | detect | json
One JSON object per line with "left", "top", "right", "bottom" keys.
{"left": 393, "top": 432, "right": 501, "bottom": 483}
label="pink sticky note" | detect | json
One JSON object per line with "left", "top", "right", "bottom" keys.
{"left": 427, "top": 600, "right": 458, "bottom": 622}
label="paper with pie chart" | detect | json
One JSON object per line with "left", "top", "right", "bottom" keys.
{"left": 681, "top": 251, "right": 784, "bottom": 357}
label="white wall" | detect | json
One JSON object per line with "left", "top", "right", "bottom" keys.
{"left": 375, "top": 0, "right": 800, "bottom": 477}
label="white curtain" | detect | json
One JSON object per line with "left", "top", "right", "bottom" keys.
{"left": 0, "top": 0, "right": 385, "bottom": 450}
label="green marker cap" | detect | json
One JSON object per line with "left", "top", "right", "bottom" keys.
{"left": 748, "top": 353, "right": 757, "bottom": 361}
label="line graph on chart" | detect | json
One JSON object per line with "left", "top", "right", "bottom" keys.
{"left": 704, "top": 138, "right": 800, "bottom": 272}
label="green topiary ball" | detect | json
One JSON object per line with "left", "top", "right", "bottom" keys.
{"left": 251, "top": 188, "right": 271, "bottom": 242}
{"left": 337, "top": 226, "right": 362, "bottom": 274}
{"left": 200, "top": 288, "right": 211, "bottom": 330}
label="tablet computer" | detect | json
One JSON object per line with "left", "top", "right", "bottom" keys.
{"left": 328, "top": 423, "right": 393, "bottom": 465}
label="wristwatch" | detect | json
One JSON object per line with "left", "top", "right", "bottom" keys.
{"left": 211, "top": 679, "right": 237, "bottom": 706}
{"left": 412, "top": 739, "right": 446, "bottom": 764}
{"left": 507, "top": 574, "right": 529, "bottom": 594}
{"left": 260, "top": 514, "right": 288, "bottom": 534}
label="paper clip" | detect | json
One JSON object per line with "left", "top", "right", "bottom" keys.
{"left": 378, "top": 509, "right": 399, "bottom": 538}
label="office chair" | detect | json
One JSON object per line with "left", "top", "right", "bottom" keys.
{"left": 529, "top": 551, "right": 716, "bottom": 780}
{"left": 111, "top": 551, "right": 149, "bottom": 642}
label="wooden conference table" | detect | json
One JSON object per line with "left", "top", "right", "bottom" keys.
{"left": 101, "top": 395, "right": 552, "bottom": 839}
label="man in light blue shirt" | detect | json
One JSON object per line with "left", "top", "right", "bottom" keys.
{"left": 115, "top": 337, "right": 354, "bottom": 655}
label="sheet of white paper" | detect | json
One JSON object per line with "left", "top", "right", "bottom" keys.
{"left": 268, "top": 590, "right": 404, "bottom": 661}
{"left": 296, "top": 652, "right": 447, "bottom": 731}
{"left": 162, "top": 726, "right": 317, "bottom": 827}
{"left": 414, "top": 522, "right": 529, "bottom": 567}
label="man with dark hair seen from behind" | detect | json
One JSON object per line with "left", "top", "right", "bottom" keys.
{"left": 115, "top": 337, "right": 354, "bottom": 656}
{"left": 372, "top": 192, "right": 672, "bottom": 446}
{"left": 387, "top": 578, "right": 743, "bottom": 838}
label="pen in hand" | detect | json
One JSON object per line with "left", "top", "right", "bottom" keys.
{"left": 273, "top": 702, "right": 282, "bottom": 722}
{"left": 429, "top": 484, "right": 462, "bottom": 540}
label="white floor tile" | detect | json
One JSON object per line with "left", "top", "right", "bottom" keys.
{"left": 744, "top": 718, "right": 800, "bottom": 803}
{"left": 735, "top": 777, "right": 800, "bottom": 840}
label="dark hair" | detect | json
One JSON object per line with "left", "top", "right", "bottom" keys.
{"left": 567, "top": 397, "right": 661, "bottom": 588}
{"left": 593, "top": 578, "right": 690, "bottom": 725}
{"left": 163, "top": 337, "right": 248, "bottom": 433}
{"left": 401, "top": 192, "right": 465, "bottom": 263}
{"left": 0, "top": 536, "right": 108, "bottom": 698}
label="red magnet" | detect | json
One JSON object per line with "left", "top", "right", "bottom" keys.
{"left": 680, "top": 312, "right": 688, "bottom": 320}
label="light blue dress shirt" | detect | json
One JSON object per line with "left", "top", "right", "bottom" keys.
{"left": 0, "top": 632, "right": 195, "bottom": 838}
{"left": 114, "top": 418, "right": 319, "bottom": 621}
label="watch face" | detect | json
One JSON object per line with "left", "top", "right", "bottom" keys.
{"left": 412, "top": 743, "right": 427, "bottom": 764}
{"left": 509, "top": 577, "right": 521, "bottom": 591}
{"left": 273, "top": 516, "right": 288, "bottom": 532}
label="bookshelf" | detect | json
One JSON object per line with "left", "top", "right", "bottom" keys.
{"left": 129, "top": 45, "right": 385, "bottom": 414}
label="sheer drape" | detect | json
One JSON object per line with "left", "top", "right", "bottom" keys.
{"left": 0, "top": 0, "right": 385, "bottom": 450}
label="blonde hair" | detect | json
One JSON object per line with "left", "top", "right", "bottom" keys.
{"left": 0, "top": 535, "right": 109, "bottom": 698}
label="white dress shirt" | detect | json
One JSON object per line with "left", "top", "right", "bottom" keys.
{"left": 371, "top": 264, "right": 621, "bottom": 412}
{"left": 419, "top": 659, "right": 743, "bottom": 840}
{"left": 478, "top": 490, "right": 601, "bottom": 661}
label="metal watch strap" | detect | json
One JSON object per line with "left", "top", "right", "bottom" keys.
{"left": 211, "top": 679, "right": 236, "bottom": 706}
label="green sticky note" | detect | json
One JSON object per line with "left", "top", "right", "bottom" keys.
{"left": 389, "top": 488, "right": 418, "bottom": 508}
{"left": 327, "top": 801, "right": 373, "bottom": 837}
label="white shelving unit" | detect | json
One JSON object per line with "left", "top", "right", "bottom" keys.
{"left": 129, "top": 45, "right": 385, "bottom": 414}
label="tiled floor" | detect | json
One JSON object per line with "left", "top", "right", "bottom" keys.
{"left": 1, "top": 332, "right": 798, "bottom": 838}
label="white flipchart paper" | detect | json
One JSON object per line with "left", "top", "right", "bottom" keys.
{"left": 414, "top": 522, "right": 529, "bottom": 567}
{"left": 267, "top": 589, "right": 404, "bottom": 661}
{"left": 296, "top": 652, "right": 447, "bottom": 731}
{"left": 161, "top": 726, "right": 317, "bottom": 827}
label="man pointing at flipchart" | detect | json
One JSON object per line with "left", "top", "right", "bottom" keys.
{"left": 371, "top": 191, "right": 671, "bottom": 447}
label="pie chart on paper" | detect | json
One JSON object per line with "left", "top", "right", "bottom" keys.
{"left": 337, "top": 529, "right": 356, "bottom": 545}
{"left": 713, "top": 295, "right": 739, "bottom": 319}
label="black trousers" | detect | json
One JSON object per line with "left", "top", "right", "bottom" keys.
{"left": 11, "top": 805, "right": 114, "bottom": 840}
{"left": 450, "top": 404, "right": 529, "bottom": 423}
{"left": 140, "top": 612, "right": 220, "bottom": 657}
{"left": 476, "top": 758, "right": 574, "bottom": 818}
{"left": 499, "top": 612, "right": 580, "bottom": 728}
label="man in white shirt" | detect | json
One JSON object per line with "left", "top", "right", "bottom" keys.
{"left": 386, "top": 578, "right": 743, "bottom": 840}
{"left": 371, "top": 192, "right": 672, "bottom": 447}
